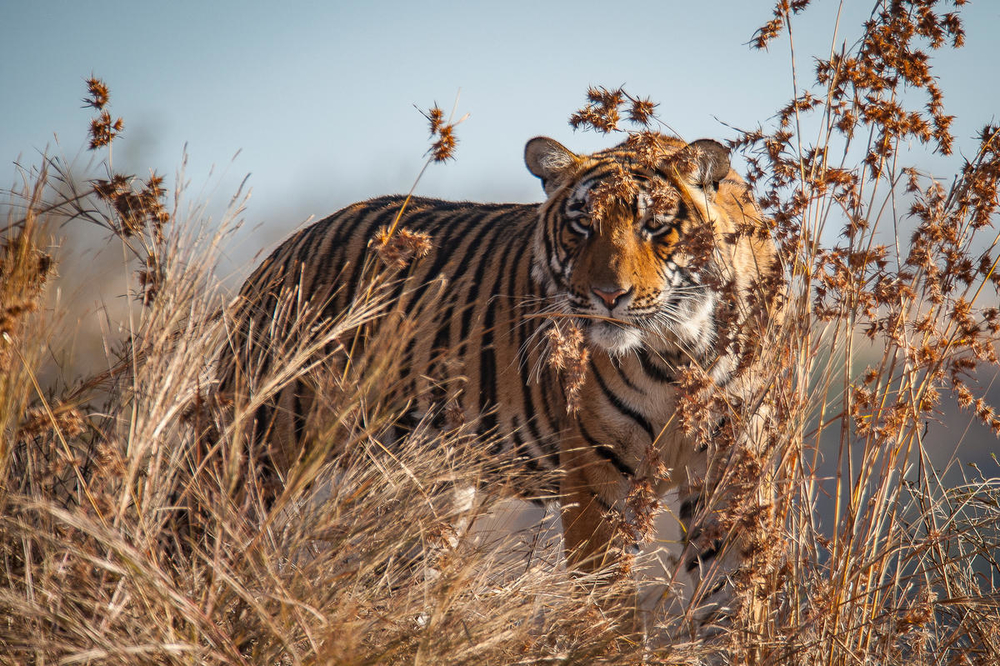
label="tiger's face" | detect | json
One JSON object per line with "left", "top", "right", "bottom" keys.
{"left": 525, "top": 135, "right": 733, "bottom": 357}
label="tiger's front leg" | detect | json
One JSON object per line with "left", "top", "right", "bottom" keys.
{"left": 558, "top": 458, "right": 625, "bottom": 574}
{"left": 558, "top": 436, "right": 644, "bottom": 634}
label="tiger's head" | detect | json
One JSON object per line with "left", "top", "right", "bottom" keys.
{"left": 525, "top": 133, "right": 763, "bottom": 358}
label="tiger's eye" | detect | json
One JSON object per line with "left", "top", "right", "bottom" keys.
{"left": 569, "top": 216, "right": 592, "bottom": 236}
{"left": 566, "top": 197, "right": 592, "bottom": 235}
{"left": 566, "top": 197, "right": 587, "bottom": 215}
{"left": 643, "top": 215, "right": 674, "bottom": 237}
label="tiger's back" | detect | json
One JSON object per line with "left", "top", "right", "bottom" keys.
{"left": 225, "top": 195, "right": 570, "bottom": 485}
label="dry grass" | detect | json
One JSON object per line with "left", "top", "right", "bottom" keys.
{"left": 2, "top": 1, "right": 999, "bottom": 664}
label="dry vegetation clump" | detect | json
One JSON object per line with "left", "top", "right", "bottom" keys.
{"left": 1, "top": 1, "right": 999, "bottom": 664}
{"left": 0, "top": 82, "right": 640, "bottom": 665}
{"left": 736, "top": 1, "right": 1000, "bottom": 663}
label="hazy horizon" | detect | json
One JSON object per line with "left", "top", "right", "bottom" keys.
{"left": 4, "top": 2, "right": 997, "bottom": 228}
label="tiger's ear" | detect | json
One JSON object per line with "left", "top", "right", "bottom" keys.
{"left": 525, "top": 137, "right": 578, "bottom": 194}
{"left": 686, "top": 139, "right": 731, "bottom": 195}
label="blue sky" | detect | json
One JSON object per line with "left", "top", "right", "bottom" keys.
{"left": 2, "top": 1, "right": 998, "bottom": 472}
{"left": 3, "top": 0, "right": 997, "bottom": 247}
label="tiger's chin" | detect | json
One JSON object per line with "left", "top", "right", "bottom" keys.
{"left": 586, "top": 321, "right": 644, "bottom": 356}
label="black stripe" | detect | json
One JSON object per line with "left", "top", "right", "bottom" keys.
{"left": 579, "top": 422, "right": 635, "bottom": 477}
{"left": 377, "top": 209, "right": 488, "bottom": 327}
{"left": 675, "top": 200, "right": 690, "bottom": 226}
{"left": 535, "top": 359, "right": 564, "bottom": 440}
{"left": 591, "top": 360, "right": 656, "bottom": 442}
{"left": 537, "top": 389, "right": 562, "bottom": 444}
{"left": 679, "top": 497, "right": 698, "bottom": 521}
{"left": 336, "top": 207, "right": 403, "bottom": 311}
{"left": 309, "top": 242, "right": 352, "bottom": 304}
{"left": 540, "top": 210, "right": 558, "bottom": 282}
{"left": 514, "top": 323, "right": 545, "bottom": 449}
{"left": 396, "top": 336, "right": 418, "bottom": 398}
{"left": 510, "top": 423, "right": 545, "bottom": 473}
{"left": 509, "top": 228, "right": 562, "bottom": 456}
{"left": 408, "top": 208, "right": 497, "bottom": 305}
{"left": 686, "top": 541, "right": 722, "bottom": 572}
{"left": 349, "top": 199, "right": 456, "bottom": 299}
{"left": 480, "top": 349, "right": 498, "bottom": 439}
{"left": 504, "top": 230, "right": 551, "bottom": 453}
{"left": 428, "top": 300, "right": 457, "bottom": 416}
{"left": 609, "top": 355, "right": 643, "bottom": 394}
{"left": 588, "top": 489, "right": 613, "bottom": 512}
{"left": 479, "top": 213, "right": 527, "bottom": 448}
{"left": 287, "top": 235, "right": 315, "bottom": 284}
{"left": 637, "top": 348, "right": 676, "bottom": 383}
{"left": 705, "top": 579, "right": 728, "bottom": 600}
{"left": 255, "top": 402, "right": 273, "bottom": 444}
{"left": 459, "top": 218, "right": 511, "bottom": 342}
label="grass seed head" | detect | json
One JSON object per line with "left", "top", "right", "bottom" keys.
{"left": 545, "top": 321, "right": 589, "bottom": 414}
{"left": 421, "top": 103, "right": 461, "bottom": 162}
{"left": 373, "top": 225, "right": 433, "bottom": 269}
{"left": 83, "top": 76, "right": 110, "bottom": 110}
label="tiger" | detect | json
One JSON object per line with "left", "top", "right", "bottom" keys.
{"left": 218, "top": 131, "right": 779, "bottom": 643}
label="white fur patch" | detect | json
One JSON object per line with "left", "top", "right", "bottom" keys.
{"left": 588, "top": 322, "right": 643, "bottom": 355}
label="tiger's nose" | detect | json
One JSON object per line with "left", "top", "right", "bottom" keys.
{"left": 591, "top": 286, "right": 632, "bottom": 309}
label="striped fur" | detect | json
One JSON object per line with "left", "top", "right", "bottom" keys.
{"left": 220, "top": 133, "right": 777, "bottom": 637}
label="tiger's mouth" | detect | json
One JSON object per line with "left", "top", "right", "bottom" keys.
{"left": 580, "top": 318, "right": 644, "bottom": 355}
{"left": 571, "top": 286, "right": 718, "bottom": 357}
